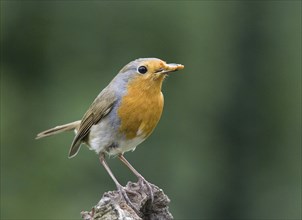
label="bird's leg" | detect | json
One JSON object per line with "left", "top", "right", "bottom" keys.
{"left": 118, "top": 154, "right": 154, "bottom": 203}
{"left": 99, "top": 153, "right": 139, "bottom": 212}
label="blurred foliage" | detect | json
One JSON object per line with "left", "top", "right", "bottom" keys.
{"left": 1, "top": 1, "right": 301, "bottom": 219}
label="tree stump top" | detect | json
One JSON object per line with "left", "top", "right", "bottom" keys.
{"left": 81, "top": 181, "right": 173, "bottom": 220}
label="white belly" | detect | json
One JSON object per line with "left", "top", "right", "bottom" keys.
{"left": 108, "top": 136, "right": 145, "bottom": 156}
{"left": 85, "top": 117, "right": 145, "bottom": 156}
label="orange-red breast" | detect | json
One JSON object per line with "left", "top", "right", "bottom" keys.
{"left": 36, "top": 58, "right": 184, "bottom": 209}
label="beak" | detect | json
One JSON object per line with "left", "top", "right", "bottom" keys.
{"left": 156, "top": 63, "right": 184, "bottom": 74}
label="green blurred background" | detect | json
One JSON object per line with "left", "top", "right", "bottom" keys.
{"left": 1, "top": 1, "right": 301, "bottom": 219}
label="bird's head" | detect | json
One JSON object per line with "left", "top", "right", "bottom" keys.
{"left": 116, "top": 58, "right": 184, "bottom": 91}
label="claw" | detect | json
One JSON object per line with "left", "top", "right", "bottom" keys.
{"left": 116, "top": 184, "right": 139, "bottom": 213}
{"left": 138, "top": 176, "right": 154, "bottom": 203}
{"left": 99, "top": 153, "right": 140, "bottom": 213}
{"left": 118, "top": 155, "right": 154, "bottom": 203}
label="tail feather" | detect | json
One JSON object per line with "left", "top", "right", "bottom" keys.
{"left": 36, "top": 120, "right": 81, "bottom": 139}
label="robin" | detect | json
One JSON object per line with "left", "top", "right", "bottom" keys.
{"left": 36, "top": 58, "right": 184, "bottom": 209}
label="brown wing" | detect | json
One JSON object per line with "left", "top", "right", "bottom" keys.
{"left": 68, "top": 88, "right": 116, "bottom": 158}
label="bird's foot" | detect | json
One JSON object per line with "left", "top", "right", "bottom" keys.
{"left": 116, "top": 184, "right": 139, "bottom": 213}
{"left": 138, "top": 176, "right": 154, "bottom": 203}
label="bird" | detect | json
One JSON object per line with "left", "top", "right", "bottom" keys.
{"left": 36, "top": 57, "right": 184, "bottom": 210}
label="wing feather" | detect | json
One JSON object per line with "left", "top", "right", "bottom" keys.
{"left": 68, "top": 88, "right": 116, "bottom": 158}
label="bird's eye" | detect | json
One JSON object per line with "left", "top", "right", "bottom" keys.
{"left": 138, "top": 66, "right": 148, "bottom": 74}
